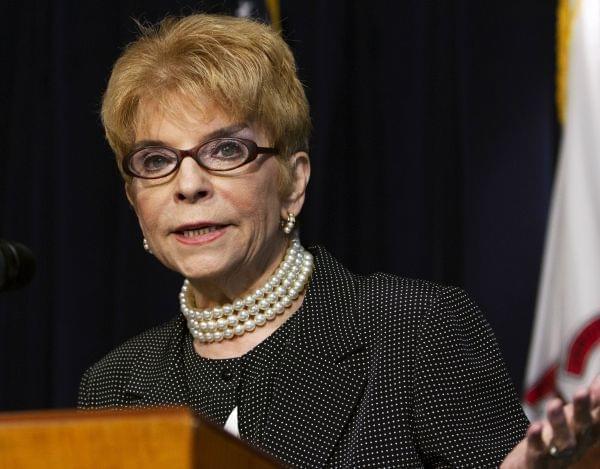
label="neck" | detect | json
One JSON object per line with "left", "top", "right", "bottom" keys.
{"left": 179, "top": 232, "right": 314, "bottom": 346}
{"left": 187, "top": 235, "right": 289, "bottom": 308}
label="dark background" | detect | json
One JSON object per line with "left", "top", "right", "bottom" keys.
{"left": 0, "top": 0, "right": 557, "bottom": 410}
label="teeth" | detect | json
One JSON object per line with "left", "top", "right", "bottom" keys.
{"left": 182, "top": 226, "right": 219, "bottom": 238}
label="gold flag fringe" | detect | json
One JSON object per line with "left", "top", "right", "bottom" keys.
{"left": 265, "top": 0, "right": 281, "bottom": 33}
{"left": 556, "top": 0, "right": 581, "bottom": 124}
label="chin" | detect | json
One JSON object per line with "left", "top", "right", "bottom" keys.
{"left": 173, "top": 252, "right": 237, "bottom": 281}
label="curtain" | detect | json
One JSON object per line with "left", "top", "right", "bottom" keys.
{"left": 0, "top": 0, "right": 556, "bottom": 410}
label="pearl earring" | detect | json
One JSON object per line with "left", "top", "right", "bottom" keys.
{"left": 282, "top": 213, "right": 296, "bottom": 234}
{"left": 143, "top": 238, "right": 153, "bottom": 254}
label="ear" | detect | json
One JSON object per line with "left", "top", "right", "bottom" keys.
{"left": 281, "top": 151, "right": 310, "bottom": 218}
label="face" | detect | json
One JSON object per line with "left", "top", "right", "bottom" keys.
{"left": 126, "top": 97, "right": 309, "bottom": 299}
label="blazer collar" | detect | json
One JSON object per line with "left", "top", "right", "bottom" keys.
{"left": 261, "top": 246, "right": 368, "bottom": 467}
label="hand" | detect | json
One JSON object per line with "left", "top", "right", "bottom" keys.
{"left": 501, "top": 375, "right": 600, "bottom": 468}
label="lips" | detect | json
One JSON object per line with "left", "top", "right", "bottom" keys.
{"left": 174, "top": 222, "right": 226, "bottom": 233}
{"left": 179, "top": 226, "right": 220, "bottom": 238}
{"left": 172, "top": 222, "right": 229, "bottom": 245}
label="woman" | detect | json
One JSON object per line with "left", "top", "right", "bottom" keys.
{"left": 78, "top": 14, "right": 599, "bottom": 467}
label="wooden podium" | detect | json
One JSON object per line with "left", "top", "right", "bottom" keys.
{"left": 0, "top": 407, "right": 281, "bottom": 468}
{"left": 1, "top": 407, "right": 598, "bottom": 467}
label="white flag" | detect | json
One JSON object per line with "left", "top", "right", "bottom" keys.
{"left": 523, "top": 0, "right": 600, "bottom": 420}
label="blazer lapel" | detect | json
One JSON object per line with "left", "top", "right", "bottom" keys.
{"left": 261, "top": 247, "right": 368, "bottom": 468}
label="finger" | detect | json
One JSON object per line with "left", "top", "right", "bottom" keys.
{"left": 588, "top": 377, "right": 600, "bottom": 436}
{"left": 589, "top": 376, "right": 600, "bottom": 432}
{"left": 590, "top": 375, "right": 600, "bottom": 409}
{"left": 547, "top": 398, "right": 576, "bottom": 449}
{"left": 526, "top": 422, "right": 546, "bottom": 456}
{"left": 573, "top": 388, "right": 592, "bottom": 436}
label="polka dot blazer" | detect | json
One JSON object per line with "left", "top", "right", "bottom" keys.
{"left": 79, "top": 246, "right": 529, "bottom": 467}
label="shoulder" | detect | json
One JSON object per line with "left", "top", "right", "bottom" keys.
{"left": 309, "top": 243, "right": 480, "bottom": 327}
{"left": 310, "top": 245, "right": 446, "bottom": 300}
{"left": 350, "top": 271, "right": 477, "bottom": 332}
{"left": 78, "top": 316, "right": 185, "bottom": 408}
{"left": 354, "top": 270, "right": 498, "bottom": 360}
{"left": 356, "top": 270, "right": 448, "bottom": 307}
{"left": 311, "top": 244, "right": 464, "bottom": 304}
{"left": 309, "top": 245, "right": 485, "bottom": 347}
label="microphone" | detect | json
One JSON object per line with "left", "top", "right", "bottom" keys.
{"left": 0, "top": 239, "right": 36, "bottom": 291}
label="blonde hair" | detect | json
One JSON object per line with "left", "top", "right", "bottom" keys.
{"left": 101, "top": 14, "right": 310, "bottom": 191}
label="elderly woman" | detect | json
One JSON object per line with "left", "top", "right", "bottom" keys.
{"left": 78, "top": 14, "right": 599, "bottom": 468}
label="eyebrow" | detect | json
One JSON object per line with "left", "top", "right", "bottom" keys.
{"left": 133, "top": 123, "right": 250, "bottom": 149}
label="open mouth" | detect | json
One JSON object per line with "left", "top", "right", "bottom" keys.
{"left": 173, "top": 223, "right": 229, "bottom": 243}
{"left": 179, "top": 226, "right": 221, "bottom": 238}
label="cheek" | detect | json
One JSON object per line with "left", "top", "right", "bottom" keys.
{"left": 218, "top": 175, "right": 282, "bottom": 222}
{"left": 132, "top": 189, "right": 170, "bottom": 232}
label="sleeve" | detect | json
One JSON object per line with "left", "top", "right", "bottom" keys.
{"left": 77, "top": 367, "right": 92, "bottom": 409}
{"left": 413, "top": 286, "right": 529, "bottom": 468}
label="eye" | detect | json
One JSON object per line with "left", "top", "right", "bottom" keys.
{"left": 196, "top": 138, "right": 252, "bottom": 171}
{"left": 130, "top": 148, "right": 177, "bottom": 175}
{"left": 210, "top": 140, "right": 247, "bottom": 160}
{"left": 143, "top": 152, "right": 173, "bottom": 170}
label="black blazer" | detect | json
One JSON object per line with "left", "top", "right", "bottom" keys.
{"left": 79, "top": 246, "right": 529, "bottom": 468}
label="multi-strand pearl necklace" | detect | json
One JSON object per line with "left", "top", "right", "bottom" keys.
{"left": 179, "top": 235, "right": 314, "bottom": 343}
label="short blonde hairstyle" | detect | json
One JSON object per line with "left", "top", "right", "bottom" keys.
{"left": 101, "top": 14, "right": 311, "bottom": 191}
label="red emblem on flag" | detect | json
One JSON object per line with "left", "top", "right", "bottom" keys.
{"left": 565, "top": 314, "right": 600, "bottom": 375}
{"left": 524, "top": 314, "right": 600, "bottom": 405}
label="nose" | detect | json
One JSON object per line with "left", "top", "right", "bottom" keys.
{"left": 174, "top": 157, "right": 213, "bottom": 203}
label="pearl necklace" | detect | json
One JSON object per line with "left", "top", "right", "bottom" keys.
{"left": 179, "top": 235, "right": 314, "bottom": 343}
